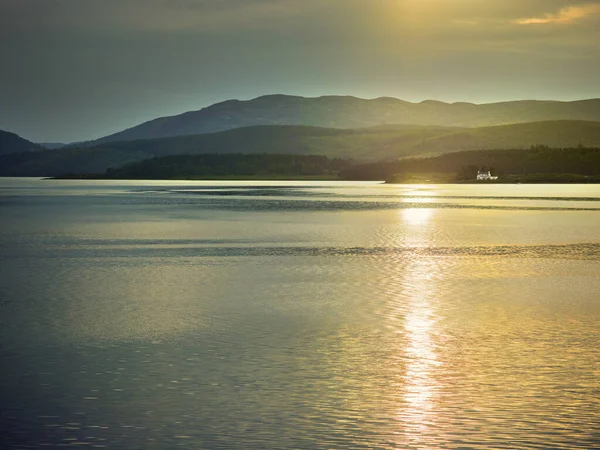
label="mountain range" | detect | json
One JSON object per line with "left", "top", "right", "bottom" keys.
{"left": 84, "top": 95, "right": 600, "bottom": 146}
{"left": 1, "top": 94, "right": 600, "bottom": 177}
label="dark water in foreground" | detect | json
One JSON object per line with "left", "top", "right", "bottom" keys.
{"left": 1, "top": 179, "right": 599, "bottom": 449}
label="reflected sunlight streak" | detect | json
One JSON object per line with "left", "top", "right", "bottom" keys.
{"left": 401, "top": 260, "right": 441, "bottom": 444}
{"left": 393, "top": 199, "right": 443, "bottom": 445}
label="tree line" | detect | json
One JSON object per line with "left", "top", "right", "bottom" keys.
{"left": 104, "top": 153, "right": 353, "bottom": 179}
{"left": 338, "top": 147, "right": 600, "bottom": 180}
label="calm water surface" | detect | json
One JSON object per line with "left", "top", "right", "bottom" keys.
{"left": 1, "top": 178, "right": 599, "bottom": 449}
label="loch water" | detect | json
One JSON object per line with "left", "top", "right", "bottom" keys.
{"left": 1, "top": 178, "right": 599, "bottom": 449}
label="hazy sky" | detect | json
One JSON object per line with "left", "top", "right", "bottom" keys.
{"left": 1, "top": 0, "right": 599, "bottom": 142}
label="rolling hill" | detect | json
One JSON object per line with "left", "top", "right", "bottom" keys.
{"left": 2, "top": 120, "right": 599, "bottom": 177}
{"left": 84, "top": 95, "right": 600, "bottom": 145}
{"left": 0, "top": 130, "right": 46, "bottom": 155}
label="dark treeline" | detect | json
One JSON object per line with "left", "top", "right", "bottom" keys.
{"left": 103, "top": 153, "right": 353, "bottom": 179}
{"left": 50, "top": 147, "right": 600, "bottom": 182}
{"left": 339, "top": 146, "right": 600, "bottom": 180}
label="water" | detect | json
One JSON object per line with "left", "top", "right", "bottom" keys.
{"left": 1, "top": 178, "right": 599, "bottom": 449}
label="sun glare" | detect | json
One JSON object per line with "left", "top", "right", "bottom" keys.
{"left": 402, "top": 208, "right": 434, "bottom": 226}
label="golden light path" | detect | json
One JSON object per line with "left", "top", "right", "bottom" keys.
{"left": 402, "top": 258, "right": 441, "bottom": 444}
{"left": 395, "top": 202, "right": 442, "bottom": 446}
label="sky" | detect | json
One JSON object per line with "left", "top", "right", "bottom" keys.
{"left": 1, "top": 0, "right": 599, "bottom": 143}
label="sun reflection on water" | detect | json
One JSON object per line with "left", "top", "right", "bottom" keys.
{"left": 393, "top": 199, "right": 444, "bottom": 445}
{"left": 399, "top": 259, "right": 441, "bottom": 445}
{"left": 402, "top": 207, "right": 434, "bottom": 226}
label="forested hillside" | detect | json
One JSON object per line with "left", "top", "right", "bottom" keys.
{"left": 0, "top": 130, "right": 46, "bottom": 155}
{"left": 102, "top": 154, "right": 352, "bottom": 179}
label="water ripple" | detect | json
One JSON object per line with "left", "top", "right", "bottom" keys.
{"left": 5, "top": 242, "right": 599, "bottom": 260}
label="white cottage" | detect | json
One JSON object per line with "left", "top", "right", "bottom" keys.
{"left": 476, "top": 170, "right": 498, "bottom": 181}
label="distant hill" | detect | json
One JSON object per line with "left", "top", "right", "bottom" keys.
{"left": 83, "top": 95, "right": 600, "bottom": 145}
{"left": 0, "top": 130, "right": 46, "bottom": 155}
{"left": 39, "top": 143, "right": 67, "bottom": 150}
{"left": 2, "top": 120, "right": 600, "bottom": 177}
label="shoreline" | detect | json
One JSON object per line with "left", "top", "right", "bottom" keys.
{"left": 41, "top": 175, "right": 600, "bottom": 184}
{"left": 47, "top": 174, "right": 341, "bottom": 181}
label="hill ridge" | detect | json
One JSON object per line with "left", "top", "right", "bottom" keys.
{"left": 81, "top": 95, "right": 600, "bottom": 146}
{"left": 0, "top": 129, "right": 46, "bottom": 155}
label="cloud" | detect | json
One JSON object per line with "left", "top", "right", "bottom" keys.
{"left": 514, "top": 2, "right": 600, "bottom": 25}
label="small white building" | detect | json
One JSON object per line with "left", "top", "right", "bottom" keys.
{"left": 477, "top": 170, "right": 498, "bottom": 181}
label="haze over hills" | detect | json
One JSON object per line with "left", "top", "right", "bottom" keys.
{"left": 0, "top": 130, "right": 46, "bottom": 155}
{"left": 84, "top": 95, "right": 600, "bottom": 146}
{"left": 3, "top": 120, "right": 600, "bottom": 177}
{"left": 39, "top": 143, "right": 67, "bottom": 150}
